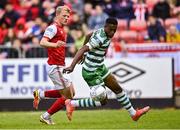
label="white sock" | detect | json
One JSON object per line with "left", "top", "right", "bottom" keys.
{"left": 42, "top": 112, "right": 50, "bottom": 119}
{"left": 116, "top": 91, "right": 136, "bottom": 116}
{"left": 70, "top": 100, "right": 79, "bottom": 107}
{"left": 70, "top": 98, "right": 101, "bottom": 107}
{"left": 128, "top": 107, "right": 136, "bottom": 116}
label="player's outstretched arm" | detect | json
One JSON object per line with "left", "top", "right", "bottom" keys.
{"left": 63, "top": 45, "right": 89, "bottom": 74}
{"left": 78, "top": 33, "right": 93, "bottom": 64}
{"left": 83, "top": 33, "right": 93, "bottom": 46}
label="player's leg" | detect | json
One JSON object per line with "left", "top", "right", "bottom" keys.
{"left": 65, "top": 68, "right": 108, "bottom": 110}
{"left": 38, "top": 65, "right": 75, "bottom": 124}
{"left": 40, "top": 96, "right": 65, "bottom": 125}
{"left": 67, "top": 88, "right": 107, "bottom": 108}
{"left": 104, "top": 73, "right": 150, "bottom": 121}
{"left": 41, "top": 86, "right": 75, "bottom": 123}
{"left": 65, "top": 90, "right": 106, "bottom": 119}
{"left": 33, "top": 89, "right": 62, "bottom": 109}
{"left": 61, "top": 83, "right": 75, "bottom": 121}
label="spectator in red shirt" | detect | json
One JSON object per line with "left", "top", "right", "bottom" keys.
{"left": 26, "top": 0, "right": 43, "bottom": 21}
{"left": 0, "top": 18, "right": 9, "bottom": 45}
{"left": 13, "top": 17, "right": 28, "bottom": 41}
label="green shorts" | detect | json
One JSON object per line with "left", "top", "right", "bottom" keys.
{"left": 82, "top": 64, "right": 110, "bottom": 87}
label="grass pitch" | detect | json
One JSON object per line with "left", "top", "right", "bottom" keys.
{"left": 0, "top": 109, "right": 180, "bottom": 129}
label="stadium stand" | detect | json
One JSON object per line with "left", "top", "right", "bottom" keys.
{"left": 119, "top": 30, "right": 138, "bottom": 43}
{"left": 117, "top": 19, "right": 128, "bottom": 31}
{"left": 0, "top": 0, "right": 179, "bottom": 56}
{"left": 129, "top": 19, "right": 147, "bottom": 31}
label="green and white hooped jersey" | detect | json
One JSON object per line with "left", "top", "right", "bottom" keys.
{"left": 83, "top": 28, "right": 111, "bottom": 72}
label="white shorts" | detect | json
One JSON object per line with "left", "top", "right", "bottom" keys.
{"left": 46, "top": 64, "right": 72, "bottom": 90}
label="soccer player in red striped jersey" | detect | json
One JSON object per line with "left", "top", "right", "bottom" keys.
{"left": 33, "top": 5, "right": 74, "bottom": 125}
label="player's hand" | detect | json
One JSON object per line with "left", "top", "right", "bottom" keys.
{"left": 56, "top": 40, "right": 65, "bottom": 48}
{"left": 63, "top": 66, "right": 74, "bottom": 74}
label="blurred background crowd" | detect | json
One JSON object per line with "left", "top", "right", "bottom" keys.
{"left": 0, "top": 0, "right": 180, "bottom": 58}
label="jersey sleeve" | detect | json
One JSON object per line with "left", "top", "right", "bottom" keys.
{"left": 43, "top": 25, "right": 57, "bottom": 39}
{"left": 87, "top": 32, "right": 101, "bottom": 49}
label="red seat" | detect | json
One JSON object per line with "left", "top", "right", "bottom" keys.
{"left": 119, "top": 30, "right": 138, "bottom": 43}
{"left": 165, "top": 18, "right": 178, "bottom": 28}
{"left": 117, "top": 19, "right": 128, "bottom": 31}
{"left": 129, "top": 20, "right": 147, "bottom": 31}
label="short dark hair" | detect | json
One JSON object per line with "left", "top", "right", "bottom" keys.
{"left": 105, "top": 18, "right": 118, "bottom": 25}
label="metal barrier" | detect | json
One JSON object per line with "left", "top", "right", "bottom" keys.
{"left": 22, "top": 46, "right": 48, "bottom": 58}
{"left": 0, "top": 45, "right": 74, "bottom": 58}
{"left": 0, "top": 46, "right": 21, "bottom": 58}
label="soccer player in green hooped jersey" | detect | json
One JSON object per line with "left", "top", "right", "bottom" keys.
{"left": 63, "top": 18, "right": 150, "bottom": 121}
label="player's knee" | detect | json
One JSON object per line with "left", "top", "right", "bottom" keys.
{"left": 67, "top": 90, "right": 74, "bottom": 99}
{"left": 60, "top": 88, "right": 74, "bottom": 99}
{"left": 90, "top": 85, "right": 107, "bottom": 102}
{"left": 114, "top": 87, "right": 123, "bottom": 94}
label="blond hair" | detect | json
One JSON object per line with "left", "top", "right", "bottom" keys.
{"left": 56, "top": 5, "right": 71, "bottom": 15}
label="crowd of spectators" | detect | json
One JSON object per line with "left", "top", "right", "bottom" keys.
{"left": 0, "top": 0, "right": 180, "bottom": 58}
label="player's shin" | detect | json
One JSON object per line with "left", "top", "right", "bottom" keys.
{"left": 64, "top": 97, "right": 106, "bottom": 121}
{"left": 116, "top": 91, "right": 136, "bottom": 116}
{"left": 70, "top": 98, "right": 103, "bottom": 107}
{"left": 40, "top": 96, "right": 66, "bottom": 125}
{"left": 47, "top": 96, "right": 66, "bottom": 115}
